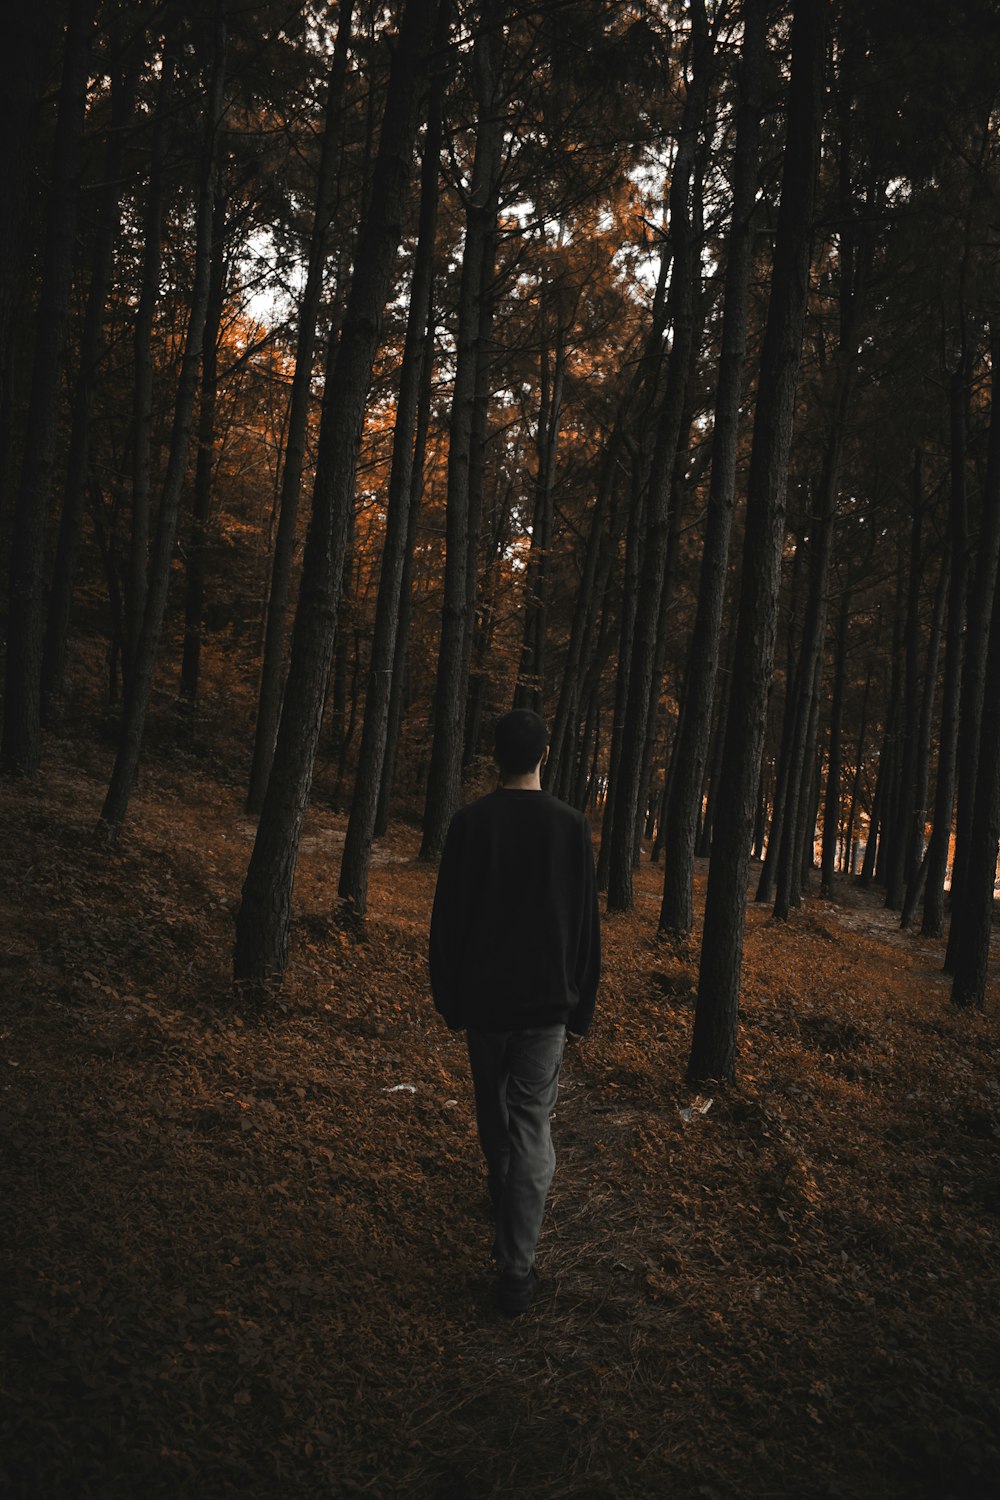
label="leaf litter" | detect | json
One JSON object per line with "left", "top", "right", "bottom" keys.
{"left": 0, "top": 739, "right": 998, "bottom": 1498}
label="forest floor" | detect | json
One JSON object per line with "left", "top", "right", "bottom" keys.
{"left": 2, "top": 730, "right": 1000, "bottom": 1499}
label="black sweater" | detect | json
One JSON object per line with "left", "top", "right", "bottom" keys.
{"left": 429, "top": 788, "right": 601, "bottom": 1035}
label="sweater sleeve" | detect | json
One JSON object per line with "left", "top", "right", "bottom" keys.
{"left": 428, "top": 815, "right": 466, "bottom": 1030}
{"left": 570, "top": 819, "right": 601, "bottom": 1036}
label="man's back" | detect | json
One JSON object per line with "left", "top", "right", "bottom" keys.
{"left": 429, "top": 787, "right": 600, "bottom": 1035}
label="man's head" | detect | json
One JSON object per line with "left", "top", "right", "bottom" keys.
{"left": 494, "top": 709, "right": 548, "bottom": 778}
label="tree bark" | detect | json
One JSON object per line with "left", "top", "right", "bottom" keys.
{"left": 755, "top": 531, "right": 804, "bottom": 901}
{"left": 514, "top": 304, "right": 567, "bottom": 713}
{"left": 596, "top": 443, "right": 646, "bottom": 890}
{"left": 689, "top": 0, "right": 825, "bottom": 1085}
{"left": 900, "top": 546, "right": 948, "bottom": 927}
{"left": 246, "top": 0, "right": 357, "bottom": 812}
{"left": 842, "top": 651, "right": 871, "bottom": 879}
{"left": 592, "top": 230, "right": 678, "bottom": 874}
{"left": 552, "top": 205, "right": 672, "bottom": 810}
{"left": 41, "top": 31, "right": 139, "bottom": 722}
{"left": 606, "top": 0, "right": 711, "bottom": 913}
{"left": 339, "top": 27, "right": 445, "bottom": 913}
{"left": 125, "top": 47, "right": 174, "bottom": 688}
{"left": 773, "top": 518, "right": 830, "bottom": 919}
{"left": 635, "top": 303, "right": 710, "bottom": 865}
{"left": 791, "top": 668, "right": 822, "bottom": 903}
{"left": 0, "top": 0, "right": 61, "bottom": 521}
{"left": 546, "top": 430, "right": 622, "bottom": 800}
{"left": 922, "top": 347, "right": 972, "bottom": 937}
{"left": 774, "top": 293, "right": 864, "bottom": 915}
{"left": 1, "top": 0, "right": 97, "bottom": 775}
{"left": 180, "top": 187, "right": 228, "bottom": 702}
{"left": 234, "top": 0, "right": 437, "bottom": 984}
{"left": 950, "top": 499, "right": 1000, "bottom": 1009}
{"left": 872, "top": 544, "right": 906, "bottom": 887}
{"left": 860, "top": 734, "right": 885, "bottom": 886}
{"left": 459, "top": 220, "right": 498, "bottom": 768}
{"left": 375, "top": 306, "right": 437, "bottom": 837}
{"left": 885, "top": 454, "right": 925, "bottom": 909}
{"left": 820, "top": 585, "right": 850, "bottom": 896}
{"left": 944, "top": 322, "right": 1000, "bottom": 962}
{"left": 99, "top": 3, "right": 227, "bottom": 832}
{"left": 695, "top": 638, "right": 734, "bottom": 859}
{"left": 420, "top": 0, "right": 504, "bottom": 860}
{"left": 752, "top": 755, "right": 769, "bottom": 861}
{"left": 659, "top": 0, "right": 765, "bottom": 936}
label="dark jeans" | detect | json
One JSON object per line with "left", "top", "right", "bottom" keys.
{"left": 466, "top": 1024, "right": 566, "bottom": 1277}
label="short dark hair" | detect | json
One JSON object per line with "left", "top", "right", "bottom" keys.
{"left": 494, "top": 709, "right": 548, "bottom": 775}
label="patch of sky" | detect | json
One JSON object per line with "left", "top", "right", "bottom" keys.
{"left": 240, "top": 227, "right": 307, "bottom": 328}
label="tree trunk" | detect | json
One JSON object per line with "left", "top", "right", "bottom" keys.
{"left": 576, "top": 664, "right": 606, "bottom": 814}
{"left": 41, "top": 33, "right": 139, "bottom": 722}
{"left": 900, "top": 547, "right": 948, "bottom": 927}
{"left": 596, "top": 444, "right": 645, "bottom": 890}
{"left": 546, "top": 431, "right": 621, "bottom": 800}
{"left": 88, "top": 479, "right": 126, "bottom": 701}
{"left": 860, "top": 736, "right": 885, "bottom": 886}
{"left": 590, "top": 225, "right": 678, "bottom": 868}
{"left": 333, "top": 622, "right": 363, "bottom": 802}
{"left": 606, "top": 0, "right": 711, "bottom": 913}
{"left": 820, "top": 585, "right": 850, "bottom": 896}
{"left": 773, "top": 521, "right": 830, "bottom": 920}
{"left": 572, "top": 592, "right": 615, "bottom": 811}
{"left": 791, "top": 671, "right": 821, "bottom": 903}
{"left": 755, "top": 533, "right": 804, "bottom": 902}
{"left": 180, "top": 187, "right": 228, "bottom": 701}
{"left": 125, "top": 48, "right": 174, "bottom": 689}
{"left": 514, "top": 305, "right": 567, "bottom": 713}
{"left": 339, "top": 37, "right": 444, "bottom": 913}
{"left": 635, "top": 308, "right": 712, "bottom": 865}
{"left": 874, "top": 543, "right": 907, "bottom": 888}
{"left": 233, "top": 0, "right": 437, "bottom": 985}
{"left": 465, "top": 472, "right": 516, "bottom": 766}
{"left": 375, "top": 306, "right": 437, "bottom": 837}
{"left": 420, "top": 0, "right": 504, "bottom": 861}
{"left": 652, "top": 689, "right": 684, "bottom": 863}
{"left": 843, "top": 633, "right": 874, "bottom": 884}
{"left": 689, "top": 0, "right": 825, "bottom": 1085}
{"left": 658, "top": 0, "right": 765, "bottom": 936}
{"left": 885, "top": 454, "right": 925, "bottom": 909}
{"left": 329, "top": 513, "right": 357, "bottom": 807}
{"left": 950, "top": 502, "right": 1000, "bottom": 1010}
{"left": 696, "top": 610, "right": 740, "bottom": 861}
{"left": 0, "top": 0, "right": 61, "bottom": 522}
{"left": 99, "top": 2, "right": 228, "bottom": 833}
{"left": 922, "top": 347, "right": 972, "bottom": 938}
{"left": 635, "top": 398, "right": 695, "bottom": 864}
{"left": 246, "top": 0, "right": 356, "bottom": 812}
{"left": 1, "top": 0, "right": 97, "bottom": 775}
{"left": 752, "top": 757, "right": 769, "bottom": 861}
{"left": 945, "top": 322, "right": 1000, "bottom": 963}
{"left": 775, "top": 314, "right": 863, "bottom": 915}
{"left": 459, "top": 222, "right": 498, "bottom": 767}
{"left": 549, "top": 202, "right": 673, "bottom": 808}
{"left": 695, "top": 643, "right": 734, "bottom": 859}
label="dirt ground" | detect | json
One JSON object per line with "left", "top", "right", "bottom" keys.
{"left": 2, "top": 736, "right": 999, "bottom": 1499}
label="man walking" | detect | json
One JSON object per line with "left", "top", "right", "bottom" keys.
{"left": 429, "top": 709, "right": 601, "bottom": 1315}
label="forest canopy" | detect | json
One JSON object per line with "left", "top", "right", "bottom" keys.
{"left": 3, "top": 0, "right": 1000, "bottom": 1081}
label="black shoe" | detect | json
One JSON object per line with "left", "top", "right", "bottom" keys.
{"left": 496, "top": 1267, "right": 539, "bottom": 1317}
